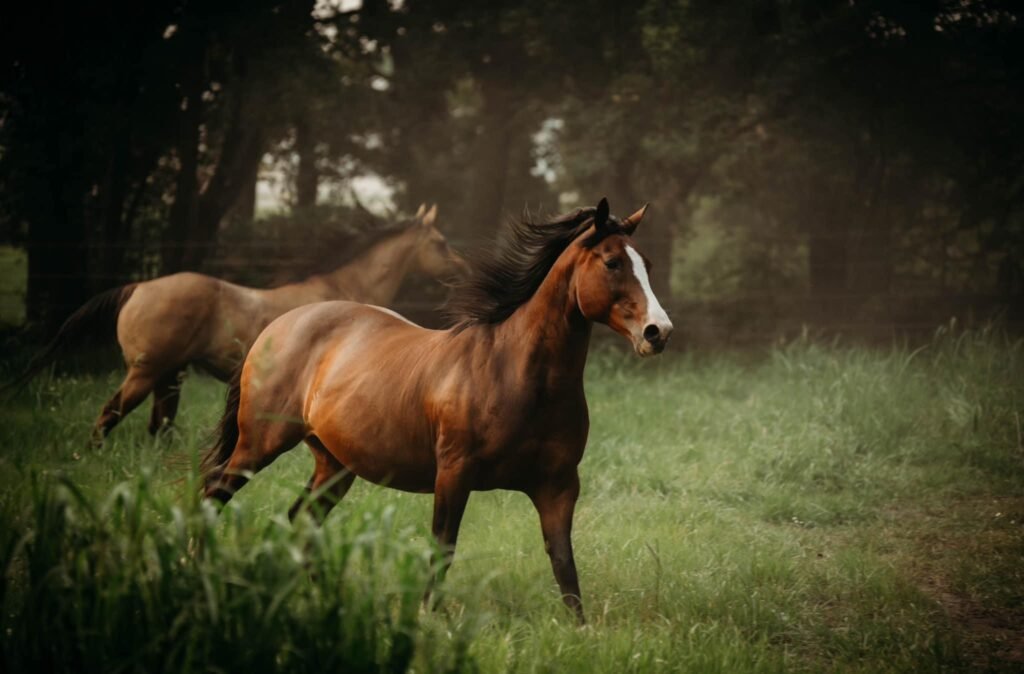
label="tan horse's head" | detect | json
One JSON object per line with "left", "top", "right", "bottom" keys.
{"left": 409, "top": 204, "right": 470, "bottom": 281}
{"left": 573, "top": 198, "right": 673, "bottom": 356}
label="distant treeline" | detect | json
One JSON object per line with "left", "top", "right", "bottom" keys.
{"left": 1, "top": 1, "right": 1021, "bottom": 337}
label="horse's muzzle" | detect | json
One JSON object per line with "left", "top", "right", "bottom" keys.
{"left": 636, "top": 321, "right": 673, "bottom": 356}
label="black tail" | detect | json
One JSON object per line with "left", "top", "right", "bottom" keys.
{"left": 199, "top": 364, "right": 244, "bottom": 487}
{"left": 4, "top": 284, "right": 137, "bottom": 394}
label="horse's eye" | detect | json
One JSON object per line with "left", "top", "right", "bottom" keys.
{"left": 604, "top": 258, "right": 622, "bottom": 271}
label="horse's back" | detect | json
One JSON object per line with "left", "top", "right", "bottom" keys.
{"left": 118, "top": 272, "right": 265, "bottom": 374}
{"left": 251, "top": 301, "right": 431, "bottom": 372}
{"left": 118, "top": 273, "right": 221, "bottom": 366}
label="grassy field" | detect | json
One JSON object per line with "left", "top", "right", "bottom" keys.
{"left": 0, "top": 245, "right": 27, "bottom": 328}
{"left": 1, "top": 328, "right": 1022, "bottom": 672}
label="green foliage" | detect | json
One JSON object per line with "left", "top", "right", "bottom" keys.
{"left": 0, "top": 245, "right": 26, "bottom": 327}
{"left": 0, "top": 472, "right": 475, "bottom": 674}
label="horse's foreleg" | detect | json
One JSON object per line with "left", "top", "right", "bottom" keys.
{"left": 91, "top": 369, "right": 156, "bottom": 445}
{"left": 424, "top": 468, "right": 471, "bottom": 607}
{"left": 530, "top": 471, "right": 584, "bottom": 624}
{"left": 287, "top": 438, "right": 356, "bottom": 523}
{"left": 148, "top": 367, "right": 185, "bottom": 435}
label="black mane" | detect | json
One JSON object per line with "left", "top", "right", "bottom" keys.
{"left": 444, "top": 206, "right": 627, "bottom": 330}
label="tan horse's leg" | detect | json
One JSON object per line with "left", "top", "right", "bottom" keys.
{"left": 424, "top": 468, "right": 472, "bottom": 607}
{"left": 148, "top": 367, "right": 185, "bottom": 435}
{"left": 204, "top": 419, "right": 306, "bottom": 508}
{"left": 529, "top": 471, "right": 584, "bottom": 624}
{"left": 92, "top": 368, "right": 157, "bottom": 444}
{"left": 287, "top": 437, "right": 356, "bottom": 523}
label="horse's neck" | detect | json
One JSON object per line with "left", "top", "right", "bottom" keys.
{"left": 263, "top": 229, "right": 418, "bottom": 310}
{"left": 498, "top": 252, "right": 592, "bottom": 384}
{"left": 316, "top": 229, "right": 419, "bottom": 306}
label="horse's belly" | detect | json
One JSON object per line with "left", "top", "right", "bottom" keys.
{"left": 349, "top": 460, "right": 436, "bottom": 493}
{"left": 316, "top": 426, "right": 437, "bottom": 494}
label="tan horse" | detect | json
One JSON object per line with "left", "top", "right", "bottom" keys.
{"left": 15, "top": 205, "right": 467, "bottom": 441}
{"left": 201, "top": 198, "right": 673, "bottom": 622}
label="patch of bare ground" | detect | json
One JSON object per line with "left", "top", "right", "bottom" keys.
{"left": 881, "top": 496, "right": 1024, "bottom": 671}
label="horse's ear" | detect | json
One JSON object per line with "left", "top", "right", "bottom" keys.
{"left": 415, "top": 203, "right": 427, "bottom": 218}
{"left": 422, "top": 204, "right": 438, "bottom": 228}
{"left": 594, "top": 197, "right": 610, "bottom": 229}
{"left": 621, "top": 203, "right": 648, "bottom": 235}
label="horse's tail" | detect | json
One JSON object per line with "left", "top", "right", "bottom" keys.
{"left": 199, "top": 364, "right": 244, "bottom": 487}
{"left": 4, "top": 284, "right": 137, "bottom": 394}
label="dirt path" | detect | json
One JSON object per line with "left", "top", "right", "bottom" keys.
{"left": 884, "top": 496, "right": 1024, "bottom": 671}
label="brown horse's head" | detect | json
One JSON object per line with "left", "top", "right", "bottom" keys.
{"left": 573, "top": 198, "right": 673, "bottom": 356}
{"left": 409, "top": 204, "right": 470, "bottom": 281}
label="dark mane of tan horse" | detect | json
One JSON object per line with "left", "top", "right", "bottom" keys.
{"left": 272, "top": 219, "right": 411, "bottom": 284}
{"left": 200, "top": 198, "right": 672, "bottom": 624}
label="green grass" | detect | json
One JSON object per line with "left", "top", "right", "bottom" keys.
{"left": 0, "top": 245, "right": 27, "bottom": 327}
{"left": 1, "top": 328, "right": 1023, "bottom": 672}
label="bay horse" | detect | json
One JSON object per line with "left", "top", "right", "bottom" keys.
{"left": 13, "top": 205, "right": 467, "bottom": 442}
{"left": 200, "top": 198, "right": 672, "bottom": 622}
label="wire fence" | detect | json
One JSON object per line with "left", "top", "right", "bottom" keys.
{"left": 3, "top": 241, "right": 1021, "bottom": 347}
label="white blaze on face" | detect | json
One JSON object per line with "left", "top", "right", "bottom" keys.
{"left": 625, "top": 245, "right": 672, "bottom": 333}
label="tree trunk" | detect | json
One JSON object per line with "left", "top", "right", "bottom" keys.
{"left": 23, "top": 43, "right": 91, "bottom": 333}
{"left": 464, "top": 82, "right": 517, "bottom": 238}
{"left": 294, "top": 115, "right": 318, "bottom": 210}
{"left": 808, "top": 229, "right": 849, "bottom": 298}
{"left": 163, "top": 31, "right": 204, "bottom": 274}
{"left": 847, "top": 150, "right": 892, "bottom": 300}
{"left": 97, "top": 125, "right": 131, "bottom": 291}
{"left": 27, "top": 120, "right": 91, "bottom": 333}
{"left": 807, "top": 203, "right": 852, "bottom": 331}
{"left": 234, "top": 165, "right": 259, "bottom": 223}
{"left": 186, "top": 129, "right": 265, "bottom": 270}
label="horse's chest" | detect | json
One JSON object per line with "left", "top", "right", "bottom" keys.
{"left": 466, "top": 398, "right": 589, "bottom": 489}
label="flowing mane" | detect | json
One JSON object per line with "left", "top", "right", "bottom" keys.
{"left": 445, "top": 206, "right": 615, "bottom": 330}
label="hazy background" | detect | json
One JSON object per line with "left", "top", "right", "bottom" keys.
{"left": 1, "top": 0, "right": 1022, "bottom": 343}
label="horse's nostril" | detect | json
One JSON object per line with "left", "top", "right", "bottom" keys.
{"left": 643, "top": 324, "right": 661, "bottom": 343}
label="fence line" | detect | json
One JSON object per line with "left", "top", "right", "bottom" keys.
{"left": 3, "top": 240, "right": 1019, "bottom": 345}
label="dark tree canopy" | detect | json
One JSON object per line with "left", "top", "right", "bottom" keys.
{"left": 1, "top": 0, "right": 1021, "bottom": 339}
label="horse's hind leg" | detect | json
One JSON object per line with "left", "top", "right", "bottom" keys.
{"left": 148, "top": 367, "right": 185, "bottom": 435}
{"left": 92, "top": 368, "right": 157, "bottom": 445}
{"left": 204, "top": 418, "right": 307, "bottom": 508}
{"left": 287, "top": 436, "right": 356, "bottom": 524}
